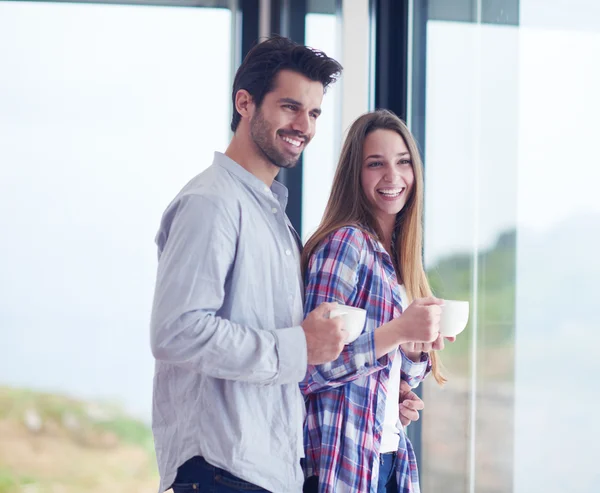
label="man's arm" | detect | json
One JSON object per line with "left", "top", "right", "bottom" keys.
{"left": 150, "top": 193, "right": 307, "bottom": 386}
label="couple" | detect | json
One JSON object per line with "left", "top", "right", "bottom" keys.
{"left": 150, "top": 36, "right": 451, "bottom": 493}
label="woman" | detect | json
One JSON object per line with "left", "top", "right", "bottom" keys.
{"left": 301, "top": 110, "right": 451, "bottom": 493}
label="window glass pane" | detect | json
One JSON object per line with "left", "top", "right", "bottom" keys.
{"left": 302, "top": 11, "right": 341, "bottom": 241}
{"left": 0, "top": 2, "right": 232, "bottom": 491}
{"left": 420, "top": 2, "right": 600, "bottom": 492}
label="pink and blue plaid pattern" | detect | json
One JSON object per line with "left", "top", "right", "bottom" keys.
{"left": 301, "top": 226, "right": 430, "bottom": 493}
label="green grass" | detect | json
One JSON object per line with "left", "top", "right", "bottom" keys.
{"left": 0, "top": 468, "right": 36, "bottom": 493}
{"left": 426, "top": 228, "right": 517, "bottom": 356}
{"left": 0, "top": 386, "right": 153, "bottom": 453}
{"left": 94, "top": 415, "right": 155, "bottom": 453}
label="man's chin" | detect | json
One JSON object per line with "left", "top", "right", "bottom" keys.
{"left": 272, "top": 157, "right": 300, "bottom": 169}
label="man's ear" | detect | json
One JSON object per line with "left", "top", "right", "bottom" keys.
{"left": 235, "top": 89, "right": 255, "bottom": 120}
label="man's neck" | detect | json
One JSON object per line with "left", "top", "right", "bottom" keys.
{"left": 225, "top": 134, "right": 279, "bottom": 187}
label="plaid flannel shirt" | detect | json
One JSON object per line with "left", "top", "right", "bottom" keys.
{"left": 301, "top": 226, "right": 431, "bottom": 493}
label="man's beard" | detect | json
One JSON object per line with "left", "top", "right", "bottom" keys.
{"left": 250, "top": 109, "right": 303, "bottom": 169}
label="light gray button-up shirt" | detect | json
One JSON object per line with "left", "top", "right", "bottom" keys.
{"left": 150, "top": 152, "right": 307, "bottom": 493}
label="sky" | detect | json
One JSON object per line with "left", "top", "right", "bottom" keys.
{"left": 0, "top": 2, "right": 232, "bottom": 420}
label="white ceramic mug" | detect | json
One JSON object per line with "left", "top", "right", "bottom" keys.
{"left": 439, "top": 300, "right": 470, "bottom": 337}
{"left": 328, "top": 305, "right": 367, "bottom": 344}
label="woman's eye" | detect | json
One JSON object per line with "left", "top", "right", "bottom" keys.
{"left": 368, "top": 161, "right": 383, "bottom": 168}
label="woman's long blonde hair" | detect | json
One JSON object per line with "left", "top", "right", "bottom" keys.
{"left": 302, "top": 109, "right": 445, "bottom": 384}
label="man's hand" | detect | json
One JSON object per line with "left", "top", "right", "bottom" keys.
{"left": 399, "top": 380, "right": 424, "bottom": 427}
{"left": 302, "top": 302, "right": 346, "bottom": 365}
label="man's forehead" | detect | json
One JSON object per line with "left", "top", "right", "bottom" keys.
{"left": 268, "top": 70, "right": 324, "bottom": 102}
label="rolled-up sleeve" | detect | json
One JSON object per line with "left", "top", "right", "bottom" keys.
{"left": 300, "top": 228, "right": 386, "bottom": 395}
{"left": 150, "top": 193, "right": 305, "bottom": 385}
{"left": 400, "top": 349, "right": 431, "bottom": 388}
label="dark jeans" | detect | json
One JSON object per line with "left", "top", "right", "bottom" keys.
{"left": 303, "top": 453, "right": 398, "bottom": 493}
{"left": 171, "top": 456, "right": 271, "bottom": 493}
{"left": 377, "top": 452, "right": 398, "bottom": 493}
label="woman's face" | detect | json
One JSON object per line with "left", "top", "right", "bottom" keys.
{"left": 360, "top": 129, "right": 415, "bottom": 228}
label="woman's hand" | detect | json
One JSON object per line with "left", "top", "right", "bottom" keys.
{"left": 396, "top": 297, "right": 443, "bottom": 343}
{"left": 374, "top": 297, "right": 449, "bottom": 359}
{"left": 401, "top": 334, "right": 455, "bottom": 361}
{"left": 399, "top": 380, "right": 424, "bottom": 427}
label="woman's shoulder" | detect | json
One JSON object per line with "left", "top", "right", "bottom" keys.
{"left": 324, "top": 225, "right": 373, "bottom": 250}
{"left": 321, "top": 225, "right": 385, "bottom": 260}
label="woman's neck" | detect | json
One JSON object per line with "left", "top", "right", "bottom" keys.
{"left": 377, "top": 215, "right": 396, "bottom": 250}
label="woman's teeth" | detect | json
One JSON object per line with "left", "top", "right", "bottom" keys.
{"left": 377, "top": 188, "right": 403, "bottom": 197}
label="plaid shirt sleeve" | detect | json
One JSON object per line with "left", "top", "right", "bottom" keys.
{"left": 300, "top": 227, "right": 387, "bottom": 396}
{"left": 400, "top": 349, "right": 431, "bottom": 388}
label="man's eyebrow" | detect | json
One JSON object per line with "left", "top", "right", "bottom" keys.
{"left": 278, "top": 97, "right": 322, "bottom": 115}
{"left": 277, "top": 97, "right": 302, "bottom": 106}
{"left": 364, "top": 152, "right": 411, "bottom": 160}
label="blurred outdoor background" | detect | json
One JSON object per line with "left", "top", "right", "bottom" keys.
{"left": 1, "top": 0, "right": 599, "bottom": 492}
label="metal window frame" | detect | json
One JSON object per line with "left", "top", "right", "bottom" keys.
{"left": 372, "top": 0, "right": 521, "bottom": 487}
{"left": 268, "top": 0, "right": 307, "bottom": 236}
{"left": 372, "top": 0, "right": 427, "bottom": 470}
{"left": 265, "top": 0, "right": 338, "bottom": 236}
{"left": 2, "top": 0, "right": 234, "bottom": 7}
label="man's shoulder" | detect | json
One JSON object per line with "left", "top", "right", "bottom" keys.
{"left": 157, "top": 176, "right": 241, "bottom": 238}
{"left": 181, "top": 164, "right": 241, "bottom": 200}
{"left": 169, "top": 166, "right": 242, "bottom": 215}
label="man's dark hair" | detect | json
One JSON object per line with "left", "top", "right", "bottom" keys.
{"left": 230, "top": 36, "right": 343, "bottom": 132}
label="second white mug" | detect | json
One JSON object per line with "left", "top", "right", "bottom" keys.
{"left": 439, "top": 300, "right": 469, "bottom": 337}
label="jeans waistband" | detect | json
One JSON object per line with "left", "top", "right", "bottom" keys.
{"left": 379, "top": 451, "right": 396, "bottom": 463}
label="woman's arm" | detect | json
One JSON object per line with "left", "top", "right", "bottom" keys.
{"left": 301, "top": 228, "right": 387, "bottom": 395}
{"left": 300, "top": 227, "right": 441, "bottom": 395}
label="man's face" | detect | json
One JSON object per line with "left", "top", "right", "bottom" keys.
{"left": 250, "top": 70, "right": 324, "bottom": 169}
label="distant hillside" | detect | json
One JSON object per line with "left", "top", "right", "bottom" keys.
{"left": 427, "top": 229, "right": 517, "bottom": 358}
{"left": 0, "top": 386, "right": 158, "bottom": 493}
{"left": 425, "top": 213, "right": 600, "bottom": 376}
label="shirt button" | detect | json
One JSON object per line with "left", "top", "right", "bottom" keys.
{"left": 264, "top": 186, "right": 270, "bottom": 193}
{"left": 285, "top": 249, "right": 291, "bottom": 256}
{"left": 272, "top": 207, "right": 277, "bottom": 214}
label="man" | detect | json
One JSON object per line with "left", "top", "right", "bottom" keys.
{"left": 150, "top": 36, "right": 345, "bottom": 493}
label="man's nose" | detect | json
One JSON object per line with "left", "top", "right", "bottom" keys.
{"left": 291, "top": 111, "right": 311, "bottom": 135}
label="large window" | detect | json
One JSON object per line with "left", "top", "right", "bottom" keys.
{"left": 302, "top": 0, "right": 342, "bottom": 240}
{"left": 419, "top": 1, "right": 600, "bottom": 492}
{"left": 0, "top": 2, "right": 233, "bottom": 491}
